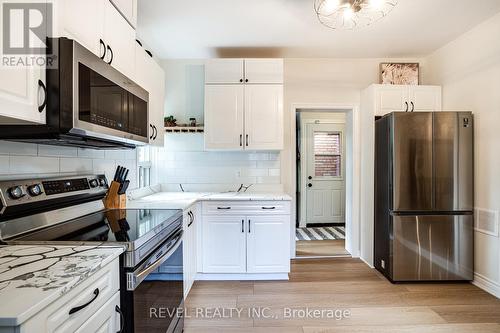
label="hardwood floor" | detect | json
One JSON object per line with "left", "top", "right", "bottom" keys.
{"left": 296, "top": 240, "right": 350, "bottom": 257}
{"left": 184, "top": 258, "right": 500, "bottom": 333}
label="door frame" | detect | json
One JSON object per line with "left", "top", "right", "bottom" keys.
{"left": 289, "top": 103, "right": 361, "bottom": 259}
{"left": 300, "top": 117, "right": 347, "bottom": 227}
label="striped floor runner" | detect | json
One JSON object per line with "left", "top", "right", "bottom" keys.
{"left": 296, "top": 227, "right": 346, "bottom": 241}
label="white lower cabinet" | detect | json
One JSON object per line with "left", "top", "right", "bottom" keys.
{"left": 183, "top": 203, "right": 200, "bottom": 297}
{"left": 202, "top": 215, "right": 247, "bottom": 273}
{"left": 18, "top": 258, "right": 121, "bottom": 333}
{"left": 201, "top": 201, "right": 291, "bottom": 275}
{"left": 246, "top": 216, "right": 290, "bottom": 273}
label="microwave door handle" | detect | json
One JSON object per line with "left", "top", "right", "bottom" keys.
{"left": 128, "top": 234, "right": 182, "bottom": 290}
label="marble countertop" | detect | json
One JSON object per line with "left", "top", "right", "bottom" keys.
{"left": 127, "top": 191, "right": 292, "bottom": 210}
{"left": 0, "top": 245, "right": 124, "bottom": 326}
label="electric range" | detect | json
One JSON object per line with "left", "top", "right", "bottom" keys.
{"left": 0, "top": 175, "right": 184, "bottom": 333}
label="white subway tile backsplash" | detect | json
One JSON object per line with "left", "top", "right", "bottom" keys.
{"left": 268, "top": 168, "right": 281, "bottom": 177}
{"left": 38, "top": 145, "right": 78, "bottom": 158}
{"left": 257, "top": 160, "right": 280, "bottom": 169}
{"left": 10, "top": 156, "right": 59, "bottom": 174}
{"left": 241, "top": 168, "right": 268, "bottom": 177}
{"left": 78, "top": 148, "right": 105, "bottom": 159}
{"left": 60, "top": 158, "right": 93, "bottom": 173}
{"left": 0, "top": 141, "right": 38, "bottom": 156}
{"left": 256, "top": 176, "right": 281, "bottom": 184}
{"left": 105, "top": 150, "right": 126, "bottom": 160}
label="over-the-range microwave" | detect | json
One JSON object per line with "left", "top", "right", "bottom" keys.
{"left": 0, "top": 37, "right": 149, "bottom": 149}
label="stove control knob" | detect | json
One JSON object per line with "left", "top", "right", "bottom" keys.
{"left": 98, "top": 178, "right": 107, "bottom": 187}
{"left": 8, "top": 186, "right": 25, "bottom": 200}
{"left": 89, "top": 179, "right": 99, "bottom": 188}
{"left": 27, "top": 184, "right": 43, "bottom": 197}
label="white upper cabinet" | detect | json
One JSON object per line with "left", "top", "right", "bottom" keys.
{"left": 0, "top": 1, "right": 48, "bottom": 124}
{"left": 204, "top": 85, "right": 245, "bottom": 150}
{"left": 371, "top": 84, "right": 442, "bottom": 117}
{"left": 204, "top": 59, "right": 284, "bottom": 151}
{"left": 205, "top": 59, "right": 244, "bottom": 84}
{"left": 103, "top": 0, "right": 135, "bottom": 77}
{"left": 56, "top": 0, "right": 105, "bottom": 57}
{"left": 408, "top": 85, "right": 442, "bottom": 112}
{"left": 244, "top": 59, "right": 284, "bottom": 84}
{"left": 244, "top": 85, "right": 284, "bottom": 150}
{"left": 205, "top": 59, "right": 284, "bottom": 84}
{"left": 110, "top": 0, "right": 137, "bottom": 28}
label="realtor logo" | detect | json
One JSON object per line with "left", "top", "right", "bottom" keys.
{"left": 2, "top": 2, "right": 52, "bottom": 55}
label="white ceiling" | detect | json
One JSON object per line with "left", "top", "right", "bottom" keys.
{"left": 137, "top": 0, "right": 500, "bottom": 59}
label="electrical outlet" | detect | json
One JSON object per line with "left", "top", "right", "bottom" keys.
{"left": 381, "top": 260, "right": 385, "bottom": 269}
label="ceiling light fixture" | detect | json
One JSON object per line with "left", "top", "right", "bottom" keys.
{"left": 314, "top": 0, "right": 398, "bottom": 30}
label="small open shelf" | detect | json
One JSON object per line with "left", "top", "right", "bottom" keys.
{"left": 165, "top": 126, "right": 204, "bottom": 133}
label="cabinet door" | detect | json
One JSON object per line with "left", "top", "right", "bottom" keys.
{"left": 205, "top": 59, "right": 244, "bottom": 84}
{"left": 149, "top": 58, "right": 166, "bottom": 147}
{"left": 244, "top": 59, "right": 283, "bottom": 84}
{"left": 244, "top": 85, "right": 283, "bottom": 150}
{"left": 0, "top": 0, "right": 48, "bottom": 125}
{"left": 202, "top": 216, "right": 246, "bottom": 273}
{"left": 110, "top": 0, "right": 137, "bottom": 28}
{"left": 104, "top": 0, "right": 135, "bottom": 77}
{"left": 182, "top": 209, "right": 192, "bottom": 298}
{"left": 375, "top": 85, "right": 409, "bottom": 116}
{"left": 55, "top": 0, "right": 105, "bottom": 57}
{"left": 204, "top": 85, "right": 244, "bottom": 150}
{"left": 409, "top": 86, "right": 442, "bottom": 112}
{"left": 246, "top": 216, "right": 290, "bottom": 273}
{"left": 75, "top": 292, "right": 121, "bottom": 333}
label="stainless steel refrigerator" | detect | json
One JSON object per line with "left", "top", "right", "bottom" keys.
{"left": 374, "top": 112, "right": 474, "bottom": 282}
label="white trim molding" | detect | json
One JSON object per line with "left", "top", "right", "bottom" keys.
{"left": 473, "top": 272, "right": 500, "bottom": 299}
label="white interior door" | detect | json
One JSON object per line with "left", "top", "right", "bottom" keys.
{"left": 305, "top": 123, "right": 346, "bottom": 225}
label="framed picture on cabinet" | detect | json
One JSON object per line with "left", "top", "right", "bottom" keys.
{"left": 380, "top": 63, "right": 419, "bottom": 85}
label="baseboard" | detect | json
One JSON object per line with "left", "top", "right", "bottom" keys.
{"left": 473, "top": 272, "right": 500, "bottom": 298}
{"left": 360, "top": 256, "right": 375, "bottom": 268}
{"left": 195, "top": 273, "right": 289, "bottom": 281}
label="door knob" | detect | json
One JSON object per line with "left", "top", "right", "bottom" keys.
{"left": 308, "top": 183, "right": 312, "bottom": 188}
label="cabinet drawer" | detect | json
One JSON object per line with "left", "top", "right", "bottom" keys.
{"left": 203, "top": 201, "right": 291, "bottom": 215}
{"left": 21, "top": 258, "right": 120, "bottom": 333}
{"left": 75, "top": 291, "right": 120, "bottom": 333}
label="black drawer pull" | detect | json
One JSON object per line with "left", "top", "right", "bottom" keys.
{"left": 69, "top": 288, "right": 99, "bottom": 315}
{"left": 217, "top": 207, "right": 231, "bottom": 210}
{"left": 116, "top": 305, "right": 124, "bottom": 333}
{"left": 37, "top": 80, "right": 47, "bottom": 113}
{"left": 262, "top": 207, "right": 276, "bottom": 210}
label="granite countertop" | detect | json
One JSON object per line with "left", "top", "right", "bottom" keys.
{"left": 0, "top": 245, "right": 125, "bottom": 326}
{"left": 127, "top": 191, "right": 292, "bottom": 210}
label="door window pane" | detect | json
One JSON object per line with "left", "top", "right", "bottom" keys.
{"left": 314, "top": 131, "right": 342, "bottom": 177}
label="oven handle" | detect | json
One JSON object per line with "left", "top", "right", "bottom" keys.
{"left": 127, "top": 232, "right": 183, "bottom": 290}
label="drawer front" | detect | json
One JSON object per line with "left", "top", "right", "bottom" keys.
{"left": 203, "top": 201, "right": 291, "bottom": 215}
{"left": 75, "top": 291, "right": 120, "bottom": 333}
{"left": 22, "top": 259, "right": 120, "bottom": 333}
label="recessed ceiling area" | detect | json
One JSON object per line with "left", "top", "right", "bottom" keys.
{"left": 137, "top": 0, "right": 500, "bottom": 59}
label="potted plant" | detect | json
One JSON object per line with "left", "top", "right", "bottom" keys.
{"left": 164, "top": 116, "right": 177, "bottom": 127}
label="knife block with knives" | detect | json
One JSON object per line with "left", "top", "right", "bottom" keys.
{"left": 104, "top": 165, "right": 130, "bottom": 209}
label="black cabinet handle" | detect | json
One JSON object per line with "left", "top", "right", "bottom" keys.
{"left": 248, "top": 219, "right": 251, "bottom": 233}
{"left": 262, "top": 207, "right": 276, "bottom": 210}
{"left": 217, "top": 207, "right": 231, "bottom": 210}
{"left": 239, "top": 79, "right": 243, "bottom": 83}
{"left": 153, "top": 125, "right": 158, "bottom": 140}
{"left": 405, "top": 101, "right": 409, "bottom": 112}
{"left": 241, "top": 219, "right": 244, "bottom": 233}
{"left": 411, "top": 101, "right": 415, "bottom": 112}
{"left": 245, "top": 79, "right": 249, "bottom": 83}
{"left": 308, "top": 176, "right": 312, "bottom": 180}
{"left": 246, "top": 134, "right": 249, "bottom": 147}
{"left": 308, "top": 183, "right": 312, "bottom": 188}
{"left": 38, "top": 80, "right": 47, "bottom": 113}
{"left": 149, "top": 124, "right": 154, "bottom": 139}
{"left": 99, "top": 39, "right": 106, "bottom": 59}
{"left": 69, "top": 288, "right": 99, "bottom": 315}
{"left": 188, "top": 211, "right": 194, "bottom": 227}
{"left": 240, "top": 134, "right": 243, "bottom": 147}
{"left": 107, "top": 45, "right": 113, "bottom": 65}
{"left": 115, "top": 305, "right": 124, "bottom": 333}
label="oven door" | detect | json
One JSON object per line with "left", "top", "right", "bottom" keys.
{"left": 70, "top": 39, "right": 149, "bottom": 145}
{"left": 122, "top": 229, "right": 184, "bottom": 333}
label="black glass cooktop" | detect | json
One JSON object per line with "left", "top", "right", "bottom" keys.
{"left": 14, "top": 209, "right": 183, "bottom": 250}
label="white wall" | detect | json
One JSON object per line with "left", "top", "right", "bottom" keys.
{"left": 0, "top": 142, "right": 138, "bottom": 188}
{"left": 426, "top": 12, "right": 500, "bottom": 297}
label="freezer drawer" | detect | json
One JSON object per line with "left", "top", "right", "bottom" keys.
{"left": 392, "top": 214, "right": 473, "bottom": 281}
